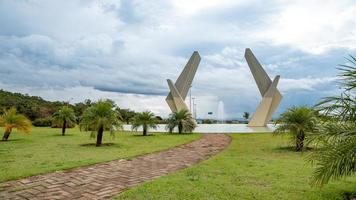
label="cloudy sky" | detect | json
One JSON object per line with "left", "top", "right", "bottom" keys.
{"left": 0, "top": 0, "right": 355, "bottom": 119}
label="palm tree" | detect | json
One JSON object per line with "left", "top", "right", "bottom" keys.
{"left": 79, "top": 100, "right": 122, "bottom": 147}
{"left": 309, "top": 122, "right": 356, "bottom": 186}
{"left": 52, "top": 106, "right": 76, "bottom": 136}
{"left": 274, "top": 106, "right": 317, "bottom": 151}
{"left": 0, "top": 107, "right": 32, "bottom": 141}
{"left": 166, "top": 109, "right": 196, "bottom": 134}
{"left": 315, "top": 55, "right": 356, "bottom": 121}
{"left": 131, "top": 111, "right": 158, "bottom": 136}
{"left": 243, "top": 112, "right": 250, "bottom": 121}
{"left": 309, "top": 56, "right": 356, "bottom": 186}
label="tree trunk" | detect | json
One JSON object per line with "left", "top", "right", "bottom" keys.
{"left": 62, "top": 120, "right": 67, "bottom": 136}
{"left": 178, "top": 123, "right": 182, "bottom": 134}
{"left": 96, "top": 125, "right": 104, "bottom": 147}
{"left": 143, "top": 126, "right": 147, "bottom": 136}
{"left": 2, "top": 130, "right": 11, "bottom": 141}
{"left": 295, "top": 130, "right": 305, "bottom": 151}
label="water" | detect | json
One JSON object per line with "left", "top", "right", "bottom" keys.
{"left": 217, "top": 101, "right": 225, "bottom": 124}
{"left": 123, "top": 124, "right": 276, "bottom": 133}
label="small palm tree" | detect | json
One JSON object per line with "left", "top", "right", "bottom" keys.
{"left": 166, "top": 109, "right": 196, "bottom": 134}
{"left": 309, "top": 122, "right": 356, "bottom": 186}
{"left": 0, "top": 108, "right": 32, "bottom": 141}
{"left": 131, "top": 111, "right": 158, "bottom": 136}
{"left": 274, "top": 106, "right": 317, "bottom": 151}
{"left": 52, "top": 106, "right": 76, "bottom": 136}
{"left": 79, "top": 100, "right": 122, "bottom": 147}
{"left": 243, "top": 112, "right": 250, "bottom": 120}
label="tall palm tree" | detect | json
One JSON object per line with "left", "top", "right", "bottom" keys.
{"left": 1, "top": 107, "right": 32, "bottom": 141}
{"left": 274, "top": 106, "right": 317, "bottom": 151}
{"left": 52, "top": 106, "right": 76, "bottom": 136}
{"left": 79, "top": 100, "right": 122, "bottom": 147}
{"left": 309, "top": 122, "right": 356, "bottom": 186}
{"left": 166, "top": 109, "right": 196, "bottom": 134}
{"left": 131, "top": 111, "right": 158, "bottom": 136}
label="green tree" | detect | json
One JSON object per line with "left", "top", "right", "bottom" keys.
{"left": 79, "top": 100, "right": 122, "bottom": 147}
{"left": 131, "top": 111, "right": 158, "bottom": 136}
{"left": 0, "top": 108, "right": 32, "bottom": 141}
{"left": 274, "top": 106, "right": 317, "bottom": 151}
{"left": 116, "top": 108, "right": 136, "bottom": 124}
{"left": 310, "top": 55, "right": 356, "bottom": 186}
{"left": 166, "top": 109, "right": 196, "bottom": 134}
{"left": 52, "top": 106, "right": 76, "bottom": 136}
{"left": 309, "top": 122, "right": 356, "bottom": 186}
{"left": 243, "top": 112, "right": 250, "bottom": 120}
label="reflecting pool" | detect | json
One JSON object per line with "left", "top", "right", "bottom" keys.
{"left": 123, "top": 124, "right": 276, "bottom": 133}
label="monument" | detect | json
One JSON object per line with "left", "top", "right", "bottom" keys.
{"left": 245, "top": 48, "right": 282, "bottom": 127}
{"left": 166, "top": 51, "right": 201, "bottom": 113}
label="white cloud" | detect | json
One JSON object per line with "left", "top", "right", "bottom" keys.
{"left": 261, "top": 0, "right": 356, "bottom": 54}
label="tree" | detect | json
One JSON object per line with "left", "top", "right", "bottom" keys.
{"left": 310, "top": 55, "right": 356, "bottom": 186}
{"left": 79, "top": 100, "right": 122, "bottom": 147}
{"left": 243, "top": 112, "right": 250, "bottom": 120}
{"left": 52, "top": 106, "right": 76, "bottom": 136}
{"left": 131, "top": 111, "right": 158, "bottom": 136}
{"left": 0, "top": 107, "right": 32, "bottom": 141}
{"left": 315, "top": 55, "right": 356, "bottom": 121}
{"left": 166, "top": 109, "right": 196, "bottom": 134}
{"left": 116, "top": 108, "right": 136, "bottom": 124}
{"left": 309, "top": 122, "right": 356, "bottom": 186}
{"left": 274, "top": 106, "right": 317, "bottom": 151}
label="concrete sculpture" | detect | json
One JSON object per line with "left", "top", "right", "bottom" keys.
{"left": 245, "top": 48, "right": 282, "bottom": 127}
{"left": 166, "top": 51, "right": 201, "bottom": 113}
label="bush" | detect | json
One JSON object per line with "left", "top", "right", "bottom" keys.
{"left": 32, "top": 117, "right": 52, "bottom": 127}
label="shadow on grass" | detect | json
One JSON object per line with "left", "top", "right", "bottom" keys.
{"left": 273, "top": 146, "right": 314, "bottom": 152}
{"left": 132, "top": 134, "right": 155, "bottom": 137}
{"left": 343, "top": 192, "right": 356, "bottom": 200}
{"left": 0, "top": 138, "right": 25, "bottom": 142}
{"left": 80, "top": 143, "right": 115, "bottom": 147}
{"left": 52, "top": 134, "right": 75, "bottom": 137}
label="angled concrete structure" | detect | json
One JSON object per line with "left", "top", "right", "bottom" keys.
{"left": 245, "top": 48, "right": 282, "bottom": 127}
{"left": 166, "top": 51, "right": 201, "bottom": 113}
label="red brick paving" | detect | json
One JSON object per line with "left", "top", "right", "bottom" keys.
{"left": 0, "top": 134, "right": 231, "bottom": 200}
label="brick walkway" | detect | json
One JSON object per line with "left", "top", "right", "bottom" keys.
{"left": 0, "top": 134, "right": 231, "bottom": 200}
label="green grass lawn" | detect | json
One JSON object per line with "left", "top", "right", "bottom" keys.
{"left": 116, "top": 133, "right": 356, "bottom": 200}
{"left": 0, "top": 127, "right": 201, "bottom": 182}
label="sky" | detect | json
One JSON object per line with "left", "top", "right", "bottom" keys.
{"left": 0, "top": 0, "right": 355, "bottom": 119}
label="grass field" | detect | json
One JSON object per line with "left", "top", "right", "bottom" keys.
{"left": 116, "top": 133, "right": 356, "bottom": 200}
{"left": 0, "top": 127, "right": 201, "bottom": 182}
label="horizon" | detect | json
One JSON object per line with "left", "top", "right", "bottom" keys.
{"left": 0, "top": 0, "right": 355, "bottom": 118}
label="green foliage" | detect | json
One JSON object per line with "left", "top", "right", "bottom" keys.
{"left": 52, "top": 106, "right": 76, "bottom": 135}
{"left": 0, "top": 90, "right": 65, "bottom": 120}
{"left": 32, "top": 117, "right": 52, "bottom": 127}
{"left": 0, "top": 107, "right": 32, "bottom": 141}
{"left": 243, "top": 112, "right": 250, "bottom": 120}
{"left": 274, "top": 106, "right": 318, "bottom": 151}
{"left": 80, "top": 100, "right": 123, "bottom": 146}
{"left": 131, "top": 111, "right": 158, "bottom": 136}
{"left": 315, "top": 55, "right": 356, "bottom": 121}
{"left": 202, "top": 119, "right": 215, "bottom": 124}
{"left": 166, "top": 109, "right": 196, "bottom": 134}
{"left": 338, "top": 55, "right": 356, "bottom": 91}
{"left": 309, "top": 122, "right": 356, "bottom": 186}
{"left": 116, "top": 108, "right": 136, "bottom": 124}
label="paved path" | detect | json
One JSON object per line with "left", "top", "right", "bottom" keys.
{"left": 0, "top": 134, "right": 231, "bottom": 200}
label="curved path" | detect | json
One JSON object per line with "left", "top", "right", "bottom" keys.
{"left": 0, "top": 134, "right": 231, "bottom": 200}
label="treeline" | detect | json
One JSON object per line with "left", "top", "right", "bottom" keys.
{"left": 0, "top": 89, "right": 160, "bottom": 126}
